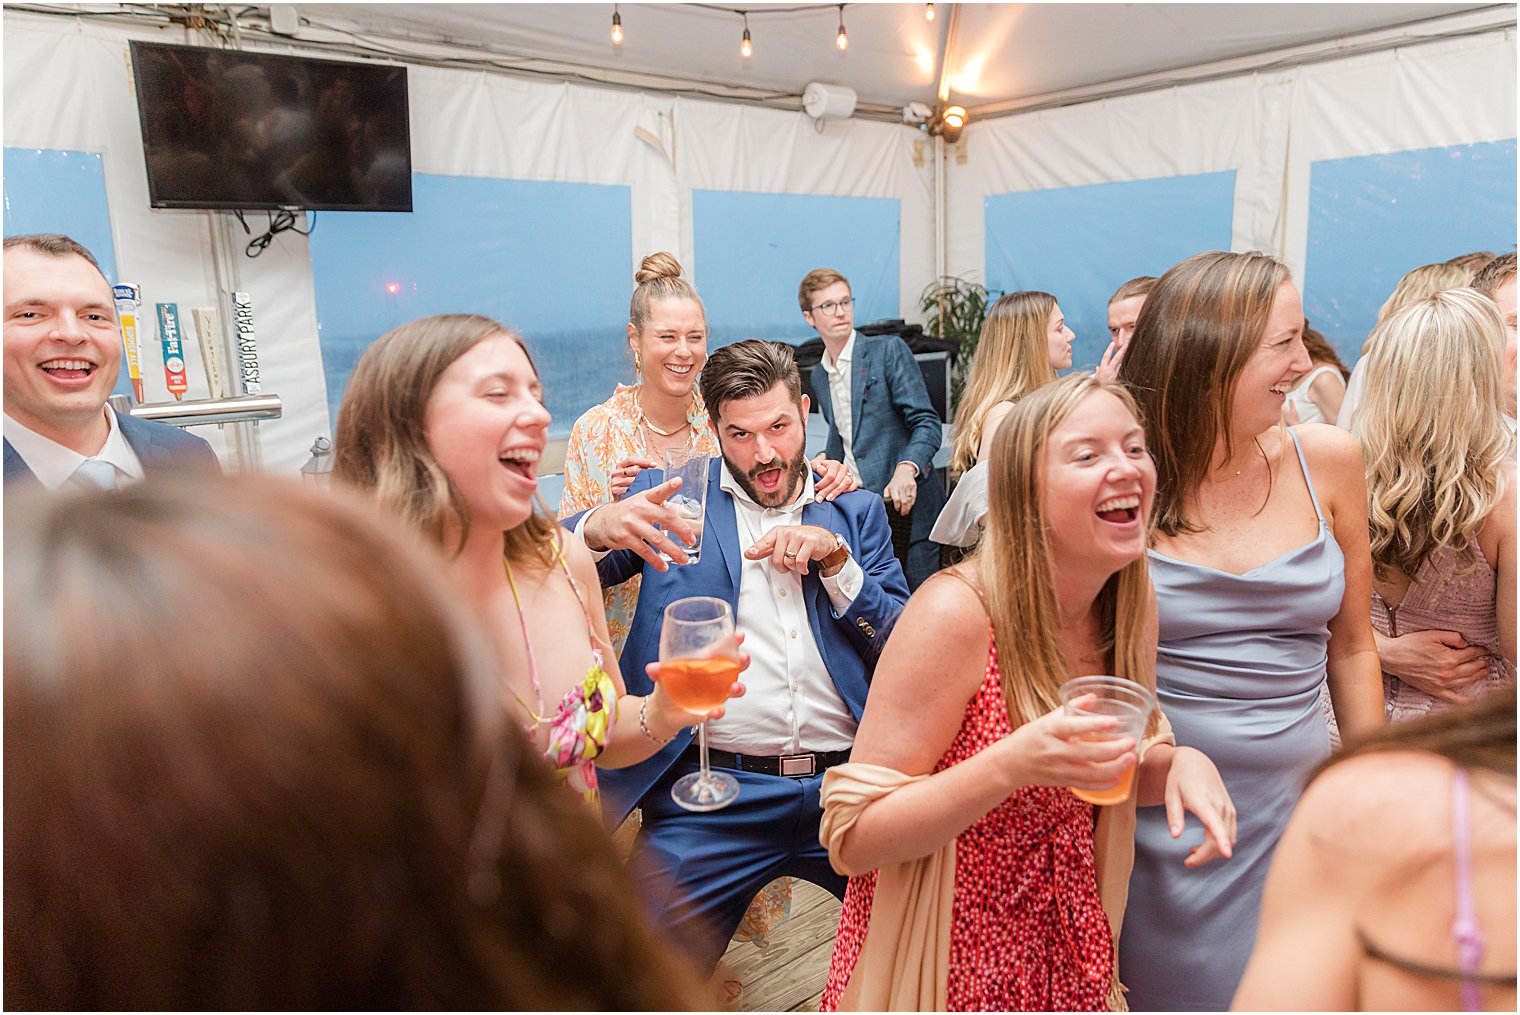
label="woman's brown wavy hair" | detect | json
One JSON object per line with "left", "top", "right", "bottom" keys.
{"left": 333, "top": 313, "right": 558, "bottom": 566}
{"left": 1118, "top": 250, "right": 1290, "bottom": 537}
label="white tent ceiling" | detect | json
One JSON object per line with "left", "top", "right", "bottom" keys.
{"left": 286, "top": 2, "right": 1504, "bottom": 117}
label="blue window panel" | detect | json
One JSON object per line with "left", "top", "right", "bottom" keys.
{"left": 4, "top": 147, "right": 131, "bottom": 396}
{"left": 985, "top": 172, "right": 1237, "bottom": 370}
{"left": 692, "top": 190, "right": 899, "bottom": 346}
{"left": 309, "top": 172, "right": 633, "bottom": 437}
{"left": 1305, "top": 140, "right": 1517, "bottom": 362}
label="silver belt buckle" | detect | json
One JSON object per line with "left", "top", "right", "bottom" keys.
{"left": 779, "top": 753, "right": 816, "bottom": 777}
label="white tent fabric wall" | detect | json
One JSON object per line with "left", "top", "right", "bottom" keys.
{"left": 2, "top": 10, "right": 931, "bottom": 475}
{"left": 4, "top": 8, "right": 1512, "bottom": 474}
{"left": 1281, "top": 30, "right": 1518, "bottom": 276}
{"left": 946, "top": 28, "right": 1516, "bottom": 288}
{"left": 671, "top": 99, "right": 933, "bottom": 311}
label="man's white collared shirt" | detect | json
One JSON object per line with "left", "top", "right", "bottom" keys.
{"left": 820, "top": 330, "right": 863, "bottom": 485}
{"left": 3, "top": 406, "right": 145, "bottom": 490}
{"left": 702, "top": 463, "right": 861, "bottom": 755}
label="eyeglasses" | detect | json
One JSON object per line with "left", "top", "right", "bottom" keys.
{"left": 811, "top": 296, "right": 853, "bottom": 317}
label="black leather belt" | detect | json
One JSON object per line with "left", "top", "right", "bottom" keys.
{"left": 692, "top": 746, "right": 851, "bottom": 778}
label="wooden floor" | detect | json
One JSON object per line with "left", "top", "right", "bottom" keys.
{"left": 719, "top": 880, "right": 843, "bottom": 1012}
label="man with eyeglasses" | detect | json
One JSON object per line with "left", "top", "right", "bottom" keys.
{"left": 800, "top": 268, "right": 946, "bottom": 588}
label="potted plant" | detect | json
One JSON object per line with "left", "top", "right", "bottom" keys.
{"left": 918, "top": 275, "right": 990, "bottom": 413}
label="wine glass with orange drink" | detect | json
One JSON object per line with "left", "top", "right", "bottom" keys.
{"left": 660, "top": 596, "right": 744, "bottom": 811}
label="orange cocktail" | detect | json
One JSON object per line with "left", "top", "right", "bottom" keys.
{"left": 1071, "top": 764, "right": 1137, "bottom": 807}
{"left": 660, "top": 656, "right": 741, "bottom": 712}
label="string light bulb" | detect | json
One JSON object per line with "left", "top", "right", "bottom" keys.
{"left": 740, "top": 13, "right": 752, "bottom": 58}
{"left": 611, "top": 4, "right": 623, "bottom": 45}
{"left": 835, "top": 5, "right": 848, "bottom": 50}
{"left": 925, "top": 3, "right": 935, "bottom": 20}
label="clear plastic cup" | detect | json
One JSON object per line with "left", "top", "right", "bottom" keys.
{"left": 1058, "top": 675, "right": 1155, "bottom": 806}
{"left": 659, "top": 447, "right": 708, "bottom": 564}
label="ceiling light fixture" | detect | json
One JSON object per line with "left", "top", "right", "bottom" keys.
{"left": 926, "top": 103, "right": 968, "bottom": 142}
{"left": 740, "top": 12, "right": 752, "bottom": 58}
{"left": 611, "top": 4, "right": 623, "bottom": 45}
{"left": 925, "top": 3, "right": 935, "bottom": 21}
{"left": 835, "top": 4, "right": 848, "bottom": 50}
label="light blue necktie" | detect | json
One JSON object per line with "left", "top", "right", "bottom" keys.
{"left": 69, "top": 458, "right": 121, "bottom": 491}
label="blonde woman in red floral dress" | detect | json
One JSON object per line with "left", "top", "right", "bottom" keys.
{"left": 819, "top": 376, "right": 1237, "bottom": 1011}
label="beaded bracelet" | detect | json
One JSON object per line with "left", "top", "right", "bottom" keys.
{"left": 639, "top": 695, "right": 674, "bottom": 744}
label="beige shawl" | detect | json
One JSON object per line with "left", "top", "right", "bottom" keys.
{"left": 820, "top": 712, "right": 1174, "bottom": 1012}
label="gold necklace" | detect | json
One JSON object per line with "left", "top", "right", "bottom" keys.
{"left": 642, "top": 413, "right": 691, "bottom": 437}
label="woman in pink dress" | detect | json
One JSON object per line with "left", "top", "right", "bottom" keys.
{"left": 1352, "top": 287, "right": 1515, "bottom": 720}
{"left": 818, "top": 374, "right": 1236, "bottom": 1011}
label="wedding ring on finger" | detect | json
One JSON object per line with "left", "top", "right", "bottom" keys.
{"left": 783, "top": 551, "right": 798, "bottom": 559}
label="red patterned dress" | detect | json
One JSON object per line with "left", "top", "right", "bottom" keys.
{"left": 820, "top": 637, "right": 1116, "bottom": 1011}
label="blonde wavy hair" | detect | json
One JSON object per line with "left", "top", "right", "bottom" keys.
{"left": 949, "top": 291, "right": 1059, "bottom": 475}
{"left": 1353, "top": 288, "right": 1510, "bottom": 581}
{"left": 1363, "top": 260, "right": 1474, "bottom": 354}
{"left": 333, "top": 314, "right": 559, "bottom": 567}
{"left": 972, "top": 373, "right": 1156, "bottom": 733}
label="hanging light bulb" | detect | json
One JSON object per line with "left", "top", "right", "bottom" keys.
{"left": 740, "top": 13, "right": 752, "bottom": 58}
{"left": 925, "top": 3, "right": 935, "bottom": 20}
{"left": 611, "top": 4, "right": 623, "bottom": 45}
{"left": 835, "top": 5, "right": 848, "bottom": 50}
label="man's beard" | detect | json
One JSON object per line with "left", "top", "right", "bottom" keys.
{"left": 723, "top": 446, "right": 810, "bottom": 508}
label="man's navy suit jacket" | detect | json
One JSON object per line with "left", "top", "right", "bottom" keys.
{"left": 564, "top": 459, "right": 910, "bottom": 824}
{"left": 4, "top": 412, "right": 221, "bottom": 488}
{"left": 810, "top": 334, "right": 947, "bottom": 541}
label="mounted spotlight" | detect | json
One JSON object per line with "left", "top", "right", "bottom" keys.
{"left": 928, "top": 104, "right": 968, "bottom": 142}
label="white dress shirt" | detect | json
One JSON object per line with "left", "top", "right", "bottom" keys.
{"left": 704, "top": 463, "right": 862, "bottom": 754}
{"left": 820, "top": 330, "right": 863, "bottom": 484}
{"left": 3, "top": 406, "right": 145, "bottom": 490}
{"left": 572, "top": 459, "right": 865, "bottom": 753}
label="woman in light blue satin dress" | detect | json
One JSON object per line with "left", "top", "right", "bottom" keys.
{"left": 1115, "top": 251, "right": 1385, "bottom": 1011}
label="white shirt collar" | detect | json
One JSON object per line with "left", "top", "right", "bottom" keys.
{"left": 823, "top": 330, "right": 857, "bottom": 372}
{"left": 3, "top": 405, "right": 146, "bottom": 490}
{"left": 719, "top": 457, "right": 816, "bottom": 515}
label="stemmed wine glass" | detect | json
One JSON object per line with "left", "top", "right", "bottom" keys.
{"left": 659, "top": 596, "right": 742, "bottom": 812}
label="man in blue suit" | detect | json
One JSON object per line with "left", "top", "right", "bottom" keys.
{"left": 4, "top": 234, "right": 218, "bottom": 490}
{"left": 567, "top": 339, "right": 909, "bottom": 973}
{"left": 800, "top": 268, "right": 947, "bottom": 588}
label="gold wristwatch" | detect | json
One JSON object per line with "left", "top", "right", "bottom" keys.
{"left": 818, "top": 532, "right": 850, "bottom": 573}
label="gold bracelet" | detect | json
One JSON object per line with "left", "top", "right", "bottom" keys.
{"left": 639, "top": 695, "right": 674, "bottom": 744}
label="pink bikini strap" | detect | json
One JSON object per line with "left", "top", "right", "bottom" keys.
{"left": 1450, "top": 766, "right": 1485, "bottom": 1012}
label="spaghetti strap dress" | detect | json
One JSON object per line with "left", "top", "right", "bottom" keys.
{"left": 1373, "top": 537, "right": 1515, "bottom": 724}
{"left": 821, "top": 634, "right": 1114, "bottom": 1012}
{"left": 506, "top": 548, "right": 618, "bottom": 807}
{"left": 1119, "top": 429, "right": 1341, "bottom": 1011}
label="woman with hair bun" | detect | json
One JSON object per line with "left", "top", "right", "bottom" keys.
{"left": 560, "top": 251, "right": 856, "bottom": 652}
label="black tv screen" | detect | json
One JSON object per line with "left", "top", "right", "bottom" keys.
{"left": 130, "top": 41, "right": 412, "bottom": 212}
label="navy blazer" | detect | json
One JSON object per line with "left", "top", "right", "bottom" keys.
{"left": 811, "top": 334, "right": 942, "bottom": 490}
{"left": 811, "top": 333, "right": 947, "bottom": 537}
{"left": 564, "top": 460, "right": 910, "bottom": 824}
{"left": 4, "top": 412, "right": 220, "bottom": 489}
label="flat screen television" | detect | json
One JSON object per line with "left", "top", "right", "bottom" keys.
{"left": 129, "top": 41, "right": 412, "bottom": 212}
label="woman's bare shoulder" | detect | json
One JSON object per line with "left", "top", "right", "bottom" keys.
{"left": 1296, "top": 752, "right": 1465, "bottom": 860}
